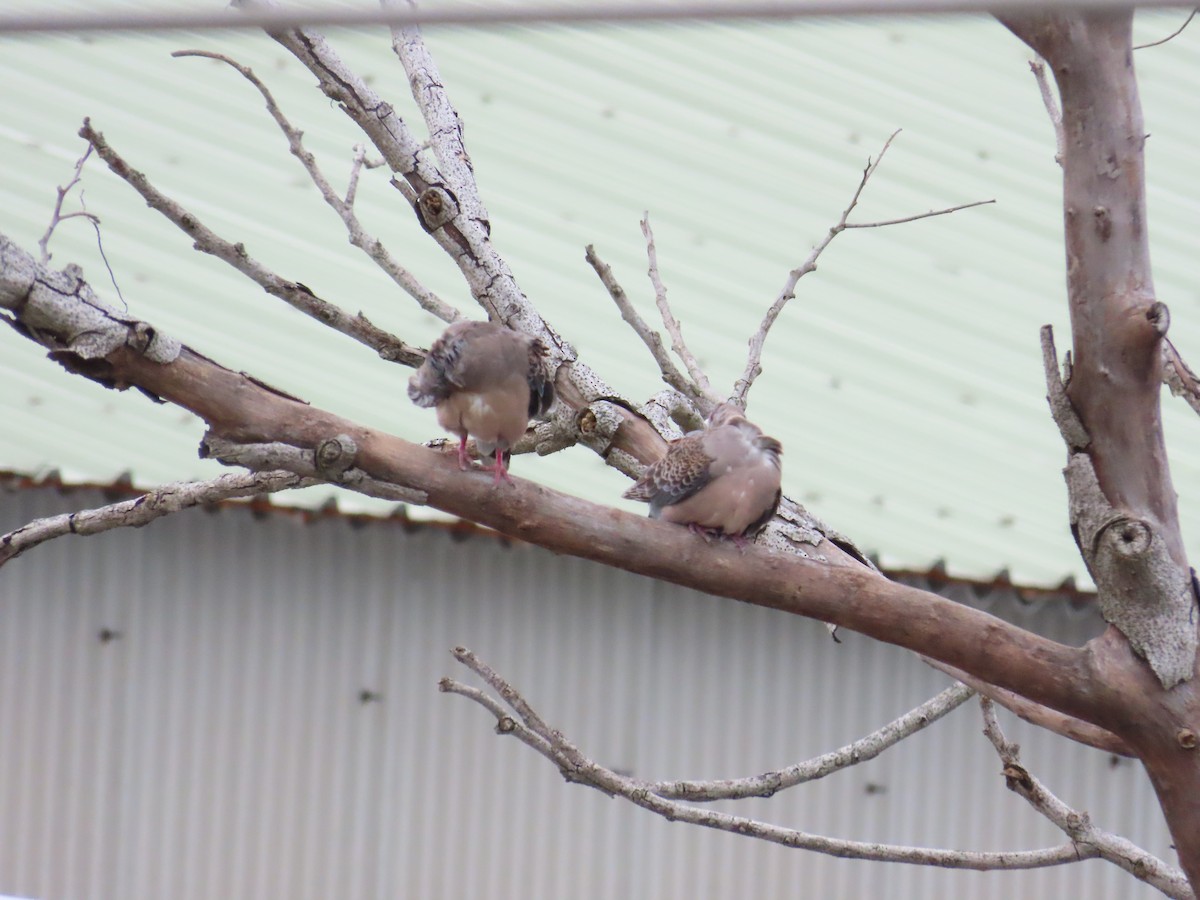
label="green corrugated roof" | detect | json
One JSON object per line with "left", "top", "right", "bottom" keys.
{"left": 3, "top": 2, "right": 1200, "bottom": 586}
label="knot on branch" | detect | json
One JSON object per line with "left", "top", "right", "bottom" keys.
{"left": 415, "top": 186, "right": 458, "bottom": 231}
{"left": 315, "top": 434, "right": 358, "bottom": 481}
{"left": 1146, "top": 301, "right": 1170, "bottom": 337}
{"left": 1067, "top": 454, "right": 1198, "bottom": 688}
{"left": 1101, "top": 517, "right": 1152, "bottom": 559}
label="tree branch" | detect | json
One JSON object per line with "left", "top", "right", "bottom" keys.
{"left": 584, "top": 243, "right": 699, "bottom": 404}
{"left": 979, "top": 698, "right": 1192, "bottom": 899}
{"left": 1028, "top": 57, "right": 1065, "bottom": 166}
{"left": 640, "top": 213, "right": 719, "bottom": 407}
{"left": 0, "top": 470, "right": 313, "bottom": 567}
{"left": 78, "top": 119, "right": 423, "bottom": 367}
{"left": 38, "top": 143, "right": 97, "bottom": 264}
{"left": 649, "top": 681, "right": 975, "bottom": 801}
{"left": 1162, "top": 337, "right": 1200, "bottom": 417}
{"left": 172, "top": 49, "right": 459, "bottom": 325}
{"left": 926, "top": 658, "right": 1133, "bottom": 757}
{"left": 0, "top": 232, "right": 1100, "bottom": 727}
{"left": 731, "top": 130, "right": 991, "bottom": 407}
{"left": 445, "top": 647, "right": 1097, "bottom": 871}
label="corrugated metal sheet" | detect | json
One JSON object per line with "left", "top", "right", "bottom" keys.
{"left": 0, "top": 486, "right": 1175, "bottom": 899}
{"left": 2, "top": 4, "right": 1200, "bottom": 585}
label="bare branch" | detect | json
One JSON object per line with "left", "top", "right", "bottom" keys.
{"left": 78, "top": 118, "right": 424, "bottom": 367}
{"left": 1134, "top": 7, "right": 1197, "bottom": 49}
{"left": 38, "top": 143, "right": 97, "bottom": 264}
{"left": 201, "top": 435, "right": 429, "bottom": 505}
{"left": 0, "top": 470, "right": 311, "bottom": 567}
{"left": 584, "top": 243, "right": 699, "bottom": 403}
{"left": 1028, "top": 58, "right": 1065, "bottom": 167}
{"left": 641, "top": 214, "right": 719, "bottom": 407}
{"left": 387, "top": 7, "right": 488, "bottom": 225}
{"left": 1162, "top": 337, "right": 1200, "bottom": 417}
{"left": 842, "top": 198, "right": 995, "bottom": 229}
{"left": 345, "top": 143, "right": 382, "bottom": 209}
{"left": 925, "top": 658, "right": 1133, "bottom": 756}
{"left": 732, "top": 130, "right": 996, "bottom": 408}
{"left": 1040, "top": 324, "right": 1090, "bottom": 450}
{"left": 650, "top": 681, "right": 975, "bottom": 801}
{"left": 171, "top": 50, "right": 458, "bottom": 325}
{"left": 979, "top": 699, "right": 1192, "bottom": 899}
{"left": 732, "top": 129, "right": 899, "bottom": 406}
{"left": 447, "top": 647, "right": 1095, "bottom": 871}
{"left": 0, "top": 232, "right": 1100, "bottom": 729}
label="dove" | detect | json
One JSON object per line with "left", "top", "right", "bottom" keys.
{"left": 408, "top": 320, "right": 555, "bottom": 483}
{"left": 623, "top": 403, "right": 782, "bottom": 544}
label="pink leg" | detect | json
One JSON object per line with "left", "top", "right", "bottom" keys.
{"left": 491, "top": 451, "right": 514, "bottom": 485}
{"left": 456, "top": 435, "right": 470, "bottom": 471}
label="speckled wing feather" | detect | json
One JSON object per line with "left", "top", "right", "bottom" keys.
{"left": 407, "top": 322, "right": 475, "bottom": 408}
{"left": 622, "top": 433, "right": 714, "bottom": 513}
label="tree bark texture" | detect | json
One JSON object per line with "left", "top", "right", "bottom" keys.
{"left": 1001, "top": 9, "right": 1200, "bottom": 890}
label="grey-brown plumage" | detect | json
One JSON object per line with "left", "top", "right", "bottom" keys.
{"left": 408, "top": 320, "right": 554, "bottom": 482}
{"left": 623, "top": 403, "right": 782, "bottom": 542}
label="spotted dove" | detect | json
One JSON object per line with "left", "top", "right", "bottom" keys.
{"left": 623, "top": 403, "right": 782, "bottom": 542}
{"left": 408, "top": 320, "right": 554, "bottom": 483}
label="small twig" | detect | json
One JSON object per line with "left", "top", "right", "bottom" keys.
{"left": 345, "top": 143, "right": 382, "bottom": 209}
{"left": 585, "top": 244, "right": 699, "bottom": 403}
{"left": 979, "top": 699, "right": 1191, "bottom": 899}
{"left": 0, "top": 470, "right": 311, "bottom": 567}
{"left": 79, "top": 117, "right": 425, "bottom": 367}
{"left": 1040, "top": 324, "right": 1090, "bottom": 450}
{"left": 650, "top": 682, "right": 974, "bottom": 801}
{"left": 1028, "top": 58, "right": 1065, "bottom": 167}
{"left": 172, "top": 50, "right": 459, "bottom": 326}
{"left": 80, "top": 190, "right": 128, "bottom": 311}
{"left": 641, "top": 214, "right": 719, "bottom": 408}
{"left": 843, "top": 198, "right": 995, "bottom": 229}
{"left": 445, "top": 647, "right": 1100, "bottom": 871}
{"left": 734, "top": 130, "right": 988, "bottom": 406}
{"left": 1134, "top": 8, "right": 1197, "bottom": 49}
{"left": 1162, "top": 337, "right": 1200, "bottom": 417}
{"left": 38, "top": 143, "right": 97, "bottom": 264}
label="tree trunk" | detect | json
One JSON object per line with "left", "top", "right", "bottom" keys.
{"left": 1000, "top": 9, "right": 1200, "bottom": 890}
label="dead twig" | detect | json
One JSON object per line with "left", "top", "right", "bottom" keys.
{"left": 641, "top": 213, "right": 720, "bottom": 409}
{"left": 38, "top": 143, "right": 98, "bottom": 264}
{"left": 732, "top": 130, "right": 992, "bottom": 406}
{"left": 1134, "top": 8, "right": 1197, "bottom": 49}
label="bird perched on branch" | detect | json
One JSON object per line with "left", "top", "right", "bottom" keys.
{"left": 408, "top": 320, "right": 555, "bottom": 484}
{"left": 623, "top": 403, "right": 782, "bottom": 544}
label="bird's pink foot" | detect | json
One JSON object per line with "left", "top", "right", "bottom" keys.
{"left": 456, "top": 436, "right": 471, "bottom": 471}
{"left": 491, "top": 452, "right": 515, "bottom": 485}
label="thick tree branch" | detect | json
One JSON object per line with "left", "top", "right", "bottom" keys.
{"left": 980, "top": 699, "right": 1192, "bottom": 899}
{"left": 0, "top": 234, "right": 1100, "bottom": 729}
{"left": 0, "top": 470, "right": 313, "bottom": 567}
{"left": 444, "top": 647, "right": 1096, "bottom": 871}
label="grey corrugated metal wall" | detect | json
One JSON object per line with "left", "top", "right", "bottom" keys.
{"left": 0, "top": 487, "right": 1175, "bottom": 899}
